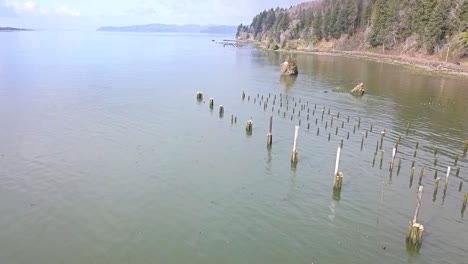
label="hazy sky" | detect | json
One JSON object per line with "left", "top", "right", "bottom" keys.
{"left": 0, "top": 0, "right": 306, "bottom": 30}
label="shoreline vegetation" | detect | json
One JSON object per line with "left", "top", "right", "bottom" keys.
{"left": 245, "top": 39, "right": 468, "bottom": 79}
{"left": 236, "top": 0, "right": 468, "bottom": 79}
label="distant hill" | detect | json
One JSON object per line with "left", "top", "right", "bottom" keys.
{"left": 97, "top": 24, "right": 236, "bottom": 34}
{"left": 0, "top": 27, "right": 30, "bottom": 31}
{"left": 200, "top": 25, "right": 237, "bottom": 34}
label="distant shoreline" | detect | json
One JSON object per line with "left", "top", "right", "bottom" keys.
{"left": 0, "top": 27, "right": 31, "bottom": 32}
{"left": 241, "top": 40, "right": 468, "bottom": 80}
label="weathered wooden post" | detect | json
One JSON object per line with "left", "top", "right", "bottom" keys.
{"left": 361, "top": 133, "right": 365, "bottom": 150}
{"left": 373, "top": 152, "right": 377, "bottom": 167}
{"left": 444, "top": 167, "right": 451, "bottom": 193}
{"left": 418, "top": 167, "right": 425, "bottom": 185}
{"left": 340, "top": 138, "right": 344, "bottom": 148}
{"left": 380, "top": 150, "right": 385, "bottom": 169}
{"left": 456, "top": 166, "right": 461, "bottom": 177}
{"left": 390, "top": 148, "right": 396, "bottom": 171}
{"left": 267, "top": 115, "right": 273, "bottom": 147}
{"left": 464, "top": 140, "right": 468, "bottom": 157}
{"left": 358, "top": 117, "right": 361, "bottom": 129}
{"left": 454, "top": 154, "right": 459, "bottom": 166}
{"left": 197, "top": 91, "right": 203, "bottom": 101}
{"left": 219, "top": 105, "right": 224, "bottom": 117}
{"left": 406, "top": 186, "right": 424, "bottom": 246}
{"left": 331, "top": 116, "right": 334, "bottom": 127}
{"left": 246, "top": 120, "right": 253, "bottom": 134}
{"left": 397, "top": 158, "right": 402, "bottom": 175}
{"left": 291, "top": 126, "right": 299, "bottom": 164}
{"left": 209, "top": 98, "right": 214, "bottom": 110}
{"left": 406, "top": 122, "right": 411, "bottom": 135}
{"left": 333, "top": 147, "right": 343, "bottom": 190}
{"left": 242, "top": 91, "right": 245, "bottom": 100}
{"left": 328, "top": 133, "right": 331, "bottom": 141}
{"left": 380, "top": 131, "right": 385, "bottom": 150}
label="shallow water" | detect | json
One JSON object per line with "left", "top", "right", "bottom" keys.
{"left": 0, "top": 31, "right": 467, "bottom": 264}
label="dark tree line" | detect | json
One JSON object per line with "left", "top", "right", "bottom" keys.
{"left": 236, "top": 0, "right": 468, "bottom": 56}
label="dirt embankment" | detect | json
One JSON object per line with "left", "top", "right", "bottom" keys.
{"left": 241, "top": 37, "right": 468, "bottom": 79}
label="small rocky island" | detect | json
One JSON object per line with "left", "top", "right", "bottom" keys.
{"left": 350, "top": 83, "right": 365, "bottom": 96}
{"left": 280, "top": 56, "right": 298, "bottom": 76}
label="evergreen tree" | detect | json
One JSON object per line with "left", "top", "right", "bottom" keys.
{"left": 323, "top": 8, "right": 332, "bottom": 39}
{"left": 333, "top": 4, "right": 346, "bottom": 38}
{"left": 265, "top": 9, "right": 276, "bottom": 31}
{"left": 313, "top": 11, "right": 323, "bottom": 40}
{"left": 426, "top": 0, "right": 452, "bottom": 54}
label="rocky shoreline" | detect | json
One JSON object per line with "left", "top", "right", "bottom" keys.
{"left": 241, "top": 40, "right": 468, "bottom": 80}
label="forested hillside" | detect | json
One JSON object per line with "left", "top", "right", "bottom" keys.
{"left": 237, "top": 0, "right": 468, "bottom": 61}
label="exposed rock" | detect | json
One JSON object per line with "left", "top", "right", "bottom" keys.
{"left": 280, "top": 56, "right": 298, "bottom": 75}
{"left": 350, "top": 83, "right": 365, "bottom": 96}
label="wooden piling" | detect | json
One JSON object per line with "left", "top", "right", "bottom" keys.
{"left": 317, "top": 127, "right": 320, "bottom": 136}
{"left": 434, "top": 157, "right": 437, "bottom": 166}
{"left": 380, "top": 131, "right": 385, "bottom": 150}
{"left": 406, "top": 122, "right": 410, "bottom": 135}
{"left": 373, "top": 152, "right": 377, "bottom": 167}
{"left": 380, "top": 150, "right": 385, "bottom": 168}
{"left": 328, "top": 133, "right": 331, "bottom": 141}
{"left": 291, "top": 126, "right": 299, "bottom": 163}
{"left": 454, "top": 154, "right": 459, "bottom": 166}
{"left": 459, "top": 181, "right": 463, "bottom": 192}
{"left": 246, "top": 120, "right": 253, "bottom": 133}
{"left": 390, "top": 148, "right": 396, "bottom": 171}
{"left": 353, "top": 125, "right": 356, "bottom": 133}
{"left": 209, "top": 98, "right": 214, "bottom": 109}
{"left": 333, "top": 148, "right": 343, "bottom": 190}
{"left": 219, "top": 105, "right": 224, "bottom": 117}
{"left": 331, "top": 116, "right": 334, "bottom": 127}
{"left": 406, "top": 186, "right": 424, "bottom": 246}
{"left": 340, "top": 138, "right": 344, "bottom": 148}
{"left": 419, "top": 167, "right": 424, "bottom": 185}
{"left": 464, "top": 140, "right": 468, "bottom": 157}
{"left": 267, "top": 115, "right": 273, "bottom": 146}
{"left": 336, "top": 126, "right": 339, "bottom": 135}
{"left": 444, "top": 167, "right": 451, "bottom": 193}
{"left": 434, "top": 147, "right": 438, "bottom": 156}
{"left": 197, "top": 91, "right": 203, "bottom": 100}
{"left": 242, "top": 91, "right": 245, "bottom": 100}
{"left": 397, "top": 159, "right": 402, "bottom": 175}
{"left": 347, "top": 132, "right": 350, "bottom": 140}
{"left": 370, "top": 124, "right": 373, "bottom": 132}
{"left": 456, "top": 166, "right": 460, "bottom": 177}
{"left": 361, "top": 133, "right": 364, "bottom": 150}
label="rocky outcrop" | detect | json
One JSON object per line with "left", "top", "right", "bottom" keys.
{"left": 350, "top": 83, "right": 365, "bottom": 96}
{"left": 280, "top": 56, "right": 298, "bottom": 75}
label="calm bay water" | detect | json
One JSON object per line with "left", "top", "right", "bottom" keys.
{"left": 0, "top": 31, "right": 467, "bottom": 264}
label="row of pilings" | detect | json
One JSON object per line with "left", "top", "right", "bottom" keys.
{"left": 196, "top": 90, "right": 468, "bottom": 250}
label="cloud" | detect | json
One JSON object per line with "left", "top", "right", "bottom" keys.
{"left": 0, "top": 0, "right": 17, "bottom": 17}
{"left": 55, "top": 6, "right": 80, "bottom": 17}
{"left": 127, "top": 1, "right": 156, "bottom": 17}
{"left": 3, "top": 1, "right": 80, "bottom": 17}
